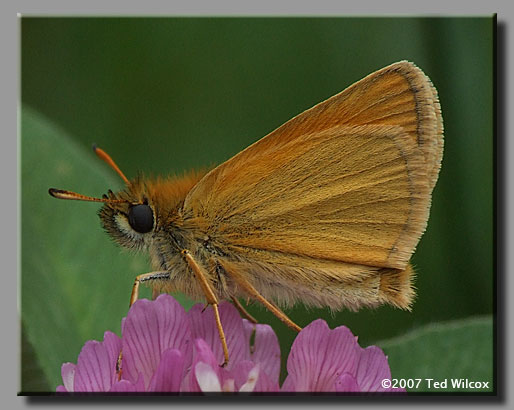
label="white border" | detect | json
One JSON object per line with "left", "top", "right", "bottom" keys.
{"left": 4, "top": 1, "right": 511, "bottom": 409}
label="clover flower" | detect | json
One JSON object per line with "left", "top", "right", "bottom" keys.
{"left": 56, "top": 294, "right": 403, "bottom": 393}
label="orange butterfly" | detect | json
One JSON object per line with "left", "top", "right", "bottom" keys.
{"left": 50, "top": 61, "right": 443, "bottom": 366}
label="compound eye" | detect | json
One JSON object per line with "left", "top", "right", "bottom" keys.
{"left": 128, "top": 204, "right": 154, "bottom": 233}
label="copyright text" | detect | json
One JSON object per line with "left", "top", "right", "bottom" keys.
{"left": 381, "top": 378, "right": 490, "bottom": 390}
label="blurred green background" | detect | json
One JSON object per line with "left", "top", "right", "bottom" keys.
{"left": 21, "top": 17, "right": 494, "bottom": 392}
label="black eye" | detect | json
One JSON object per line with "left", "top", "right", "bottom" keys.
{"left": 128, "top": 204, "right": 154, "bottom": 233}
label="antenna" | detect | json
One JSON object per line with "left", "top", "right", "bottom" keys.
{"left": 48, "top": 188, "right": 127, "bottom": 204}
{"left": 92, "top": 144, "right": 130, "bottom": 185}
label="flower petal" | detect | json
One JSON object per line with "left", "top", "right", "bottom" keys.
{"left": 185, "top": 338, "right": 222, "bottom": 392}
{"left": 109, "top": 373, "right": 146, "bottom": 392}
{"left": 282, "top": 319, "right": 359, "bottom": 392}
{"left": 60, "top": 362, "right": 76, "bottom": 392}
{"left": 73, "top": 338, "right": 119, "bottom": 392}
{"left": 243, "top": 320, "right": 281, "bottom": 384}
{"left": 102, "top": 331, "right": 123, "bottom": 380}
{"left": 335, "top": 372, "right": 360, "bottom": 392}
{"left": 229, "top": 360, "right": 279, "bottom": 392}
{"left": 195, "top": 362, "right": 221, "bottom": 392}
{"left": 252, "top": 367, "right": 279, "bottom": 392}
{"left": 122, "top": 294, "right": 191, "bottom": 388}
{"left": 147, "top": 348, "right": 185, "bottom": 393}
{"left": 188, "top": 302, "right": 249, "bottom": 370}
{"left": 354, "top": 345, "right": 404, "bottom": 392}
{"left": 238, "top": 364, "right": 259, "bottom": 392}
{"left": 222, "top": 378, "right": 236, "bottom": 392}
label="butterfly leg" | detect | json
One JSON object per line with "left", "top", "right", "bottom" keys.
{"left": 182, "top": 249, "right": 229, "bottom": 367}
{"left": 129, "top": 271, "right": 171, "bottom": 307}
{"left": 231, "top": 296, "right": 258, "bottom": 324}
{"left": 220, "top": 261, "right": 302, "bottom": 332}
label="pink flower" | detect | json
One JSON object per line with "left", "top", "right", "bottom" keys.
{"left": 57, "top": 294, "right": 279, "bottom": 393}
{"left": 56, "top": 294, "right": 403, "bottom": 393}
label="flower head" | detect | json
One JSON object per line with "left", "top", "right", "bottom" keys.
{"left": 57, "top": 294, "right": 403, "bottom": 393}
{"left": 57, "top": 294, "right": 279, "bottom": 393}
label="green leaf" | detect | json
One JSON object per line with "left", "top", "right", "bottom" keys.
{"left": 378, "top": 316, "right": 493, "bottom": 393}
{"left": 21, "top": 106, "right": 194, "bottom": 391}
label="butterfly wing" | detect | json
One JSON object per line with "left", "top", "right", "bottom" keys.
{"left": 182, "top": 61, "right": 442, "bottom": 271}
{"left": 184, "top": 123, "right": 429, "bottom": 270}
